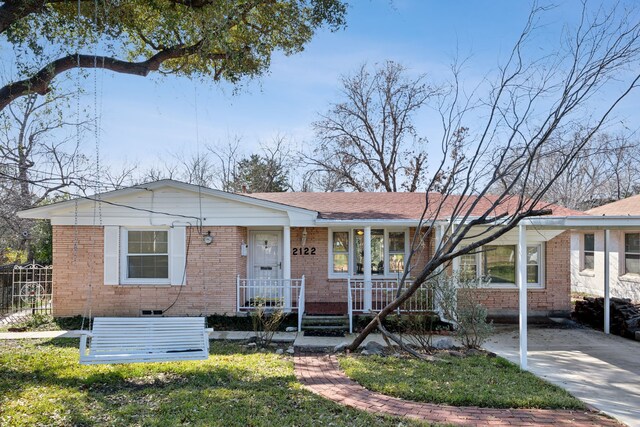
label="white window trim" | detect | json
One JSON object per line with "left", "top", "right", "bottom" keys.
{"left": 327, "top": 228, "right": 409, "bottom": 279}
{"left": 623, "top": 232, "right": 640, "bottom": 277}
{"left": 461, "top": 243, "right": 545, "bottom": 289}
{"left": 120, "top": 227, "right": 171, "bottom": 285}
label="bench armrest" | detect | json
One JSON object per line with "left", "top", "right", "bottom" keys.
{"left": 78, "top": 330, "right": 93, "bottom": 337}
{"left": 205, "top": 328, "right": 214, "bottom": 333}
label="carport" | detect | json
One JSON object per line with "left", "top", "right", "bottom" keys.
{"left": 517, "top": 215, "right": 640, "bottom": 369}
{"left": 504, "top": 215, "right": 640, "bottom": 426}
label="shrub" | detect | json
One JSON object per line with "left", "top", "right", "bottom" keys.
{"left": 435, "top": 274, "right": 494, "bottom": 349}
{"left": 250, "top": 303, "right": 286, "bottom": 347}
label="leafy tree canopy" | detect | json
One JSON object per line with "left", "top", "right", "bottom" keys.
{"left": 0, "top": 0, "right": 347, "bottom": 110}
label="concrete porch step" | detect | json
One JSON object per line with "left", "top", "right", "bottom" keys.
{"left": 301, "top": 314, "right": 348, "bottom": 331}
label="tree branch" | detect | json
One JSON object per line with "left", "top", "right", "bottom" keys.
{"left": 0, "top": 40, "right": 216, "bottom": 111}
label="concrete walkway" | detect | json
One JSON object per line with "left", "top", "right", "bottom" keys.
{"left": 295, "top": 353, "right": 620, "bottom": 426}
{"left": 484, "top": 325, "right": 640, "bottom": 427}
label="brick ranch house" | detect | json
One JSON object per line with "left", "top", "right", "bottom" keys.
{"left": 18, "top": 180, "right": 590, "bottom": 327}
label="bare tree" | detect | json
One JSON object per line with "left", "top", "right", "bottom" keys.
{"left": 494, "top": 131, "right": 640, "bottom": 210}
{"left": 306, "top": 61, "right": 437, "bottom": 192}
{"left": 348, "top": 3, "right": 640, "bottom": 351}
{"left": 0, "top": 93, "right": 90, "bottom": 261}
{"left": 207, "top": 135, "right": 296, "bottom": 192}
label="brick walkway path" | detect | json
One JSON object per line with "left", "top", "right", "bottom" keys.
{"left": 294, "top": 354, "right": 621, "bottom": 426}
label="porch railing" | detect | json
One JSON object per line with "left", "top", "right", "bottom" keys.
{"left": 347, "top": 278, "right": 434, "bottom": 333}
{"left": 236, "top": 275, "right": 305, "bottom": 331}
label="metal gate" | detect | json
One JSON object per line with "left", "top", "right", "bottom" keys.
{"left": 10, "top": 263, "right": 53, "bottom": 315}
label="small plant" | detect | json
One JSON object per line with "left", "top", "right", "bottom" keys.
{"left": 399, "top": 313, "right": 439, "bottom": 352}
{"left": 250, "top": 302, "right": 286, "bottom": 347}
{"left": 435, "top": 274, "right": 494, "bottom": 349}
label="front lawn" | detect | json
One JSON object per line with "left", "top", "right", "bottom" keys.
{"left": 339, "top": 354, "right": 584, "bottom": 410}
{"left": 0, "top": 339, "right": 424, "bottom": 427}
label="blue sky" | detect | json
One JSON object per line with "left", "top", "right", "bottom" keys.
{"left": 61, "top": 1, "right": 639, "bottom": 173}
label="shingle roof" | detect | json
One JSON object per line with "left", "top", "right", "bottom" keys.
{"left": 248, "top": 192, "right": 582, "bottom": 220}
{"left": 587, "top": 194, "right": 640, "bottom": 216}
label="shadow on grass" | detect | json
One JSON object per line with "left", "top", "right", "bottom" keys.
{"left": 1, "top": 339, "right": 414, "bottom": 427}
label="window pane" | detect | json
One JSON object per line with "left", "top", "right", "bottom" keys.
{"left": 626, "top": 254, "right": 640, "bottom": 275}
{"left": 128, "top": 231, "right": 167, "bottom": 254}
{"left": 584, "top": 234, "right": 594, "bottom": 252}
{"left": 333, "top": 232, "right": 349, "bottom": 253}
{"left": 584, "top": 253, "right": 594, "bottom": 270}
{"left": 389, "top": 232, "right": 405, "bottom": 252}
{"left": 372, "top": 229, "right": 384, "bottom": 275}
{"left": 527, "top": 265, "right": 539, "bottom": 284}
{"left": 526, "top": 247, "right": 538, "bottom": 265}
{"left": 484, "top": 245, "right": 516, "bottom": 284}
{"left": 128, "top": 255, "right": 169, "bottom": 279}
{"left": 333, "top": 254, "right": 349, "bottom": 273}
{"left": 625, "top": 233, "right": 640, "bottom": 253}
{"left": 390, "top": 254, "right": 405, "bottom": 273}
{"left": 354, "top": 229, "right": 385, "bottom": 275}
{"left": 354, "top": 230, "right": 364, "bottom": 274}
{"left": 460, "top": 254, "right": 477, "bottom": 281}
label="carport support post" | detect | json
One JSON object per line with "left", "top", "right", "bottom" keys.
{"left": 604, "top": 229, "right": 610, "bottom": 335}
{"left": 518, "top": 223, "right": 528, "bottom": 370}
{"left": 364, "top": 226, "right": 372, "bottom": 312}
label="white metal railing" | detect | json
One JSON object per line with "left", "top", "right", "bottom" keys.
{"left": 236, "top": 275, "right": 306, "bottom": 331}
{"left": 347, "top": 278, "right": 433, "bottom": 333}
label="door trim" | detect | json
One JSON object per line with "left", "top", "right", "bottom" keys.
{"left": 248, "top": 230, "right": 283, "bottom": 280}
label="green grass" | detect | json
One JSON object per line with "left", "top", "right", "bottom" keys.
{"left": 0, "top": 314, "right": 85, "bottom": 332}
{"left": 339, "top": 354, "right": 584, "bottom": 410}
{"left": 0, "top": 339, "right": 426, "bottom": 427}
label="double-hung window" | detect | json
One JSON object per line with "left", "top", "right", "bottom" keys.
{"left": 624, "top": 233, "right": 640, "bottom": 276}
{"left": 332, "top": 231, "right": 350, "bottom": 273}
{"left": 122, "top": 229, "right": 170, "bottom": 284}
{"left": 583, "top": 233, "right": 595, "bottom": 270}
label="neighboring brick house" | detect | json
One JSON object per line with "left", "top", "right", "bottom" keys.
{"left": 19, "top": 180, "right": 582, "bottom": 322}
{"left": 572, "top": 194, "right": 640, "bottom": 302}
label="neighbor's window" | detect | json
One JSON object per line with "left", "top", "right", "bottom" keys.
{"left": 484, "top": 245, "right": 516, "bottom": 285}
{"left": 126, "top": 230, "right": 169, "bottom": 279}
{"left": 389, "top": 231, "right": 406, "bottom": 273}
{"left": 583, "top": 233, "right": 595, "bottom": 270}
{"left": 459, "top": 253, "right": 478, "bottom": 281}
{"left": 624, "top": 233, "right": 640, "bottom": 275}
{"left": 332, "top": 231, "right": 349, "bottom": 273}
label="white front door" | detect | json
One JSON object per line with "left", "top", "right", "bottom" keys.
{"left": 250, "top": 231, "right": 282, "bottom": 280}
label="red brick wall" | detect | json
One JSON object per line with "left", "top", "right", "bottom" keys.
{"left": 52, "top": 225, "right": 246, "bottom": 317}
{"left": 474, "top": 231, "right": 571, "bottom": 318}
{"left": 52, "top": 225, "right": 570, "bottom": 318}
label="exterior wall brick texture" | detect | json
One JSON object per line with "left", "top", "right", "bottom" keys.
{"left": 52, "top": 225, "right": 245, "bottom": 317}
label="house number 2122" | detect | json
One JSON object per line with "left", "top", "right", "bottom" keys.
{"left": 292, "top": 247, "right": 316, "bottom": 255}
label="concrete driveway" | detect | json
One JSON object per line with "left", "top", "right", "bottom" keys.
{"left": 484, "top": 324, "right": 640, "bottom": 427}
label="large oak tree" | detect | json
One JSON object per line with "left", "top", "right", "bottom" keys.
{"left": 0, "top": 0, "right": 346, "bottom": 111}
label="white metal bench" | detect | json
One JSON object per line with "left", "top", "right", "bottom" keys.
{"left": 79, "top": 317, "right": 213, "bottom": 365}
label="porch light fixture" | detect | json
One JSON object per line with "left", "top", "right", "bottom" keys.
{"left": 301, "top": 228, "right": 308, "bottom": 246}
{"left": 356, "top": 229, "right": 364, "bottom": 236}
{"left": 203, "top": 231, "right": 213, "bottom": 245}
